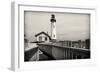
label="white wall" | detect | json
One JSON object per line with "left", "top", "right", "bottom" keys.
{"left": 0, "top": 0, "right": 100, "bottom": 73}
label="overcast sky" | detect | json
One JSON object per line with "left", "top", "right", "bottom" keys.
{"left": 24, "top": 11, "right": 90, "bottom": 41}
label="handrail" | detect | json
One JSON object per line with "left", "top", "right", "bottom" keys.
{"left": 38, "top": 43, "right": 90, "bottom": 52}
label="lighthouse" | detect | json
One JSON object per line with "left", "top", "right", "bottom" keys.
{"left": 50, "top": 14, "right": 56, "bottom": 41}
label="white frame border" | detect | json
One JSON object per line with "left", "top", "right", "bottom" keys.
{"left": 11, "top": 1, "right": 97, "bottom": 71}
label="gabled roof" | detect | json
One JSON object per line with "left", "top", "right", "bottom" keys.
{"left": 35, "top": 31, "right": 51, "bottom": 40}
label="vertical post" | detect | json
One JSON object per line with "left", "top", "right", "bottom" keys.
{"left": 36, "top": 48, "right": 39, "bottom": 61}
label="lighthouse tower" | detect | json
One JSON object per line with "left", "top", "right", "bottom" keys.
{"left": 50, "top": 14, "right": 56, "bottom": 41}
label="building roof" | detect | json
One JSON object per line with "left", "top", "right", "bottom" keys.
{"left": 35, "top": 31, "right": 51, "bottom": 40}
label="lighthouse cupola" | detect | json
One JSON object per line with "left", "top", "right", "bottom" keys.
{"left": 50, "top": 14, "right": 56, "bottom": 22}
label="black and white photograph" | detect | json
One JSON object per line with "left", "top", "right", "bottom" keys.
{"left": 24, "top": 11, "right": 90, "bottom": 62}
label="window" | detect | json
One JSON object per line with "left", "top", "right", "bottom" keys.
{"left": 39, "top": 36, "right": 42, "bottom": 41}
{"left": 53, "top": 25, "right": 55, "bottom": 28}
{"left": 53, "top": 35, "right": 55, "bottom": 38}
{"left": 45, "top": 37, "right": 47, "bottom": 41}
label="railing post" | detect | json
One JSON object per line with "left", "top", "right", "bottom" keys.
{"left": 36, "top": 48, "right": 39, "bottom": 61}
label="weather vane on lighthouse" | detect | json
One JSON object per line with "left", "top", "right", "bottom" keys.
{"left": 50, "top": 14, "right": 56, "bottom": 41}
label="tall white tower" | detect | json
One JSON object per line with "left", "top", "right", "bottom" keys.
{"left": 50, "top": 14, "right": 56, "bottom": 40}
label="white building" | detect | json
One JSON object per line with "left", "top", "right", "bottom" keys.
{"left": 35, "top": 31, "right": 51, "bottom": 42}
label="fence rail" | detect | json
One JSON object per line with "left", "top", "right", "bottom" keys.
{"left": 38, "top": 43, "right": 90, "bottom": 60}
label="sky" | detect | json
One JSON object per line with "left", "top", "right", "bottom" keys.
{"left": 24, "top": 11, "right": 90, "bottom": 41}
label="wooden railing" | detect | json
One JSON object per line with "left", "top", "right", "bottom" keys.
{"left": 37, "top": 43, "right": 90, "bottom": 60}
